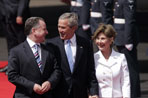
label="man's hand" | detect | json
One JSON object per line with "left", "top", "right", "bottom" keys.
{"left": 89, "top": 95, "right": 99, "bottom": 98}
{"left": 33, "top": 83, "right": 42, "bottom": 95}
{"left": 82, "top": 24, "right": 90, "bottom": 31}
{"left": 125, "top": 44, "right": 133, "bottom": 51}
{"left": 41, "top": 81, "right": 51, "bottom": 93}
{"left": 33, "top": 81, "right": 51, "bottom": 95}
{"left": 16, "top": 16, "right": 23, "bottom": 24}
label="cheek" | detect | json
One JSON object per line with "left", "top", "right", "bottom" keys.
{"left": 35, "top": 34, "right": 42, "bottom": 38}
{"left": 95, "top": 40, "right": 99, "bottom": 45}
{"left": 95, "top": 39, "right": 99, "bottom": 43}
{"left": 58, "top": 28, "right": 61, "bottom": 32}
{"left": 64, "top": 29, "right": 69, "bottom": 33}
{"left": 36, "top": 32, "right": 45, "bottom": 38}
{"left": 105, "top": 41, "right": 111, "bottom": 47}
{"left": 110, "top": 41, "right": 113, "bottom": 45}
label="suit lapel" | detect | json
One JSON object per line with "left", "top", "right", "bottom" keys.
{"left": 97, "top": 51, "right": 107, "bottom": 66}
{"left": 57, "top": 38, "right": 72, "bottom": 74}
{"left": 97, "top": 49, "right": 118, "bottom": 68}
{"left": 107, "top": 49, "right": 118, "bottom": 67}
{"left": 73, "top": 36, "right": 83, "bottom": 72}
{"left": 41, "top": 44, "right": 48, "bottom": 73}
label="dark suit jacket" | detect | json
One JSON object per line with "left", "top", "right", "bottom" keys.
{"left": 3, "top": 0, "right": 30, "bottom": 23}
{"left": 81, "top": 0, "right": 91, "bottom": 25}
{"left": 90, "top": 0, "right": 102, "bottom": 34}
{"left": 46, "top": 35, "right": 98, "bottom": 98}
{"left": 81, "top": 0, "right": 113, "bottom": 25}
{"left": 0, "top": 0, "right": 5, "bottom": 19}
{"left": 100, "top": 0, "right": 114, "bottom": 24}
{"left": 0, "top": 0, "right": 6, "bottom": 35}
{"left": 8, "top": 41, "right": 61, "bottom": 98}
{"left": 3, "top": 0, "right": 30, "bottom": 52}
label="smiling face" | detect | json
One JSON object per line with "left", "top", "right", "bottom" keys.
{"left": 58, "top": 19, "right": 76, "bottom": 40}
{"left": 95, "top": 32, "right": 113, "bottom": 53}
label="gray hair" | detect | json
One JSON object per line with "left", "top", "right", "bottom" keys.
{"left": 25, "top": 17, "right": 45, "bottom": 35}
{"left": 58, "top": 12, "right": 78, "bottom": 28}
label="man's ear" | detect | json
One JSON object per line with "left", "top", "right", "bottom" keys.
{"left": 31, "top": 28, "right": 36, "bottom": 34}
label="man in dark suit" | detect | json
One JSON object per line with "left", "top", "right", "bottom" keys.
{"left": 113, "top": 0, "right": 141, "bottom": 97}
{"left": 81, "top": 0, "right": 114, "bottom": 38}
{"left": 4, "top": 0, "right": 30, "bottom": 53}
{"left": 0, "top": 0, "right": 8, "bottom": 73}
{"left": 0, "top": 0, "right": 30, "bottom": 73}
{"left": 81, "top": 0, "right": 103, "bottom": 35}
{"left": 46, "top": 12, "right": 98, "bottom": 98}
{"left": 8, "top": 17, "right": 61, "bottom": 98}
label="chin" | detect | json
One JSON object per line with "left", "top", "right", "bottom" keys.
{"left": 60, "top": 36, "right": 64, "bottom": 40}
{"left": 99, "top": 48, "right": 104, "bottom": 51}
{"left": 60, "top": 36, "right": 66, "bottom": 40}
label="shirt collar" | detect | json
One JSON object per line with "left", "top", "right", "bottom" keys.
{"left": 27, "top": 37, "right": 40, "bottom": 48}
{"left": 64, "top": 34, "right": 76, "bottom": 45}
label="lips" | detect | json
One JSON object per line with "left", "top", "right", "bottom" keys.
{"left": 99, "top": 44, "right": 105, "bottom": 49}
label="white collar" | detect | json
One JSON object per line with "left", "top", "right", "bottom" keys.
{"left": 64, "top": 34, "right": 76, "bottom": 45}
{"left": 27, "top": 37, "right": 40, "bottom": 48}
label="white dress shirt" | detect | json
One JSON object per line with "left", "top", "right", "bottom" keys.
{"left": 94, "top": 49, "right": 130, "bottom": 98}
{"left": 27, "top": 37, "right": 42, "bottom": 60}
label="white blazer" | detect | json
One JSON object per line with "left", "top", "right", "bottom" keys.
{"left": 94, "top": 49, "right": 130, "bottom": 98}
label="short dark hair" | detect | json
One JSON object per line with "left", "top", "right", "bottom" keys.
{"left": 24, "top": 17, "right": 44, "bottom": 35}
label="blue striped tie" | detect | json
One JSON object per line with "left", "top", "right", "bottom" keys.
{"left": 33, "top": 44, "right": 42, "bottom": 72}
{"left": 65, "top": 40, "right": 74, "bottom": 73}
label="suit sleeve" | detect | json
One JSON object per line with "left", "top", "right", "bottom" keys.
{"left": 87, "top": 40, "right": 99, "bottom": 95}
{"left": 17, "top": 0, "right": 29, "bottom": 17}
{"left": 81, "top": 0, "right": 91, "bottom": 24}
{"left": 8, "top": 48, "right": 35, "bottom": 94}
{"left": 123, "top": 0, "right": 137, "bottom": 44}
{"left": 47, "top": 49, "right": 61, "bottom": 89}
{"left": 45, "top": 42, "right": 61, "bottom": 89}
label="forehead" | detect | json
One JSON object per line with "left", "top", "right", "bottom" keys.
{"left": 38, "top": 20, "right": 46, "bottom": 27}
{"left": 39, "top": 20, "right": 45, "bottom": 25}
{"left": 98, "top": 32, "right": 106, "bottom": 37}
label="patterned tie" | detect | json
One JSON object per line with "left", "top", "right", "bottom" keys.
{"left": 65, "top": 40, "right": 74, "bottom": 73}
{"left": 33, "top": 44, "right": 42, "bottom": 72}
